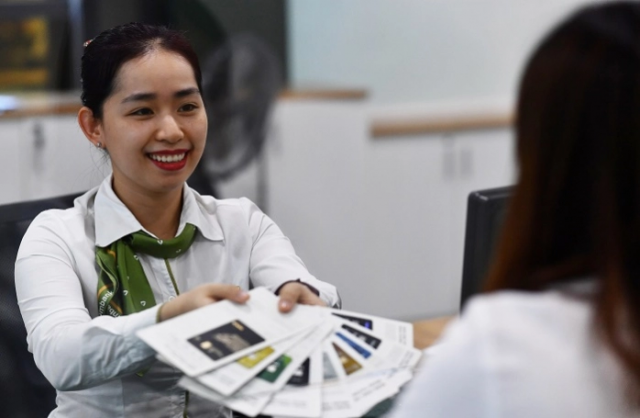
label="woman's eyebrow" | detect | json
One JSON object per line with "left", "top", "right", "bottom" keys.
{"left": 120, "top": 88, "right": 199, "bottom": 104}
{"left": 121, "top": 92, "right": 155, "bottom": 104}
{"left": 175, "top": 87, "right": 200, "bottom": 98}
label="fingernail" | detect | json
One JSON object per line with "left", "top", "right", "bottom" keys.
{"left": 279, "top": 300, "right": 292, "bottom": 310}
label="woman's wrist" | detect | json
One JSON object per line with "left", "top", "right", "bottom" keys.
{"left": 156, "top": 303, "right": 166, "bottom": 323}
{"left": 275, "top": 279, "right": 320, "bottom": 297}
{"left": 157, "top": 298, "right": 181, "bottom": 322}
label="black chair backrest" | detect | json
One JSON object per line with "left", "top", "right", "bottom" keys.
{"left": 0, "top": 193, "right": 80, "bottom": 418}
{"left": 460, "top": 186, "right": 512, "bottom": 310}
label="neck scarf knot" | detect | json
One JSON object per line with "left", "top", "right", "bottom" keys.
{"left": 96, "top": 223, "right": 197, "bottom": 317}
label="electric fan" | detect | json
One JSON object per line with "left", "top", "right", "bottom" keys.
{"left": 189, "top": 33, "right": 283, "bottom": 208}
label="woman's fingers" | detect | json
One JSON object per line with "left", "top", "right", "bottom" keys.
{"left": 158, "top": 284, "right": 249, "bottom": 321}
{"left": 160, "top": 282, "right": 325, "bottom": 321}
{"left": 278, "top": 282, "right": 326, "bottom": 313}
{"left": 277, "top": 284, "right": 302, "bottom": 313}
{"left": 203, "top": 284, "right": 250, "bottom": 304}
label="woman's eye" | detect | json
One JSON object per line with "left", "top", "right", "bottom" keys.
{"left": 130, "top": 108, "right": 153, "bottom": 116}
{"left": 179, "top": 103, "right": 198, "bottom": 112}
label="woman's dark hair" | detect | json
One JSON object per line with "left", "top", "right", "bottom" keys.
{"left": 81, "top": 22, "right": 203, "bottom": 119}
{"left": 484, "top": 1, "right": 640, "bottom": 406}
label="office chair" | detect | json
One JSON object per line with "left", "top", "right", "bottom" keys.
{"left": 0, "top": 193, "right": 80, "bottom": 418}
{"left": 460, "top": 186, "right": 512, "bottom": 310}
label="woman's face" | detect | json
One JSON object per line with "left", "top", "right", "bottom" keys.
{"left": 98, "top": 49, "right": 207, "bottom": 198}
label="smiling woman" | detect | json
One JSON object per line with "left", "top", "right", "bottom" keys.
{"left": 14, "top": 22, "right": 340, "bottom": 418}
{"left": 79, "top": 48, "right": 208, "bottom": 233}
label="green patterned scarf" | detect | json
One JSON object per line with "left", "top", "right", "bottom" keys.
{"left": 96, "top": 224, "right": 197, "bottom": 317}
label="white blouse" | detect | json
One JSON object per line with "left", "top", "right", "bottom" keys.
{"left": 15, "top": 176, "right": 339, "bottom": 418}
{"left": 387, "top": 289, "right": 640, "bottom": 418}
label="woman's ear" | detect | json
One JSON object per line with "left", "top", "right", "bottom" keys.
{"left": 77, "top": 106, "right": 104, "bottom": 148}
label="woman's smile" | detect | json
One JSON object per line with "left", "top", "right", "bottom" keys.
{"left": 147, "top": 149, "right": 190, "bottom": 171}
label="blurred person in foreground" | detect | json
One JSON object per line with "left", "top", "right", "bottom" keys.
{"left": 387, "top": 2, "right": 640, "bottom": 417}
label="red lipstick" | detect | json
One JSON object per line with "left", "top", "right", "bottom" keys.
{"left": 147, "top": 149, "right": 189, "bottom": 171}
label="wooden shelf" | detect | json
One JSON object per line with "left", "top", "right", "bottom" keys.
{"left": 279, "top": 88, "right": 367, "bottom": 101}
{"left": 1, "top": 102, "right": 81, "bottom": 119}
{"left": 372, "top": 112, "right": 514, "bottom": 137}
{"left": 0, "top": 88, "right": 368, "bottom": 120}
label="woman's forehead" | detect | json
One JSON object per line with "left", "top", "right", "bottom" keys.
{"left": 111, "top": 49, "right": 198, "bottom": 96}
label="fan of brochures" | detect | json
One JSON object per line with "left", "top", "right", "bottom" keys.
{"left": 138, "top": 287, "right": 422, "bottom": 417}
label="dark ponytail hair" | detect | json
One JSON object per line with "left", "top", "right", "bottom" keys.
{"left": 81, "top": 22, "right": 202, "bottom": 119}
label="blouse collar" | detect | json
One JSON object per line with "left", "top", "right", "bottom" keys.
{"left": 94, "top": 175, "right": 224, "bottom": 247}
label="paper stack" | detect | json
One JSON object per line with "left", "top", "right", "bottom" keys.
{"left": 137, "top": 287, "right": 421, "bottom": 417}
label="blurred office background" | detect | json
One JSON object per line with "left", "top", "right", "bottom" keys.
{"left": 0, "top": 0, "right": 603, "bottom": 321}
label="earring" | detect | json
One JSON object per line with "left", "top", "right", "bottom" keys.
{"left": 95, "top": 142, "right": 102, "bottom": 148}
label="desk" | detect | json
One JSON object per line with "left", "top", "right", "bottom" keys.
{"left": 359, "top": 316, "right": 455, "bottom": 417}
{"left": 413, "top": 316, "right": 454, "bottom": 349}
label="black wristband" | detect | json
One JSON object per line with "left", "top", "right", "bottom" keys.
{"left": 274, "top": 278, "right": 320, "bottom": 297}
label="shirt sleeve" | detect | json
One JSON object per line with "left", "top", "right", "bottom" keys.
{"left": 14, "top": 212, "right": 160, "bottom": 392}
{"left": 238, "top": 198, "right": 341, "bottom": 307}
{"left": 385, "top": 300, "right": 498, "bottom": 418}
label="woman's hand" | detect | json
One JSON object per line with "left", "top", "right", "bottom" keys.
{"left": 278, "top": 281, "right": 326, "bottom": 313}
{"left": 158, "top": 284, "right": 249, "bottom": 322}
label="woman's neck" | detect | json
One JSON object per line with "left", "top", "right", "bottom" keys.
{"left": 112, "top": 181, "right": 184, "bottom": 240}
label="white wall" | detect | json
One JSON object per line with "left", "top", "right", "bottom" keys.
{"left": 224, "top": 0, "right": 610, "bottom": 320}
{"left": 276, "top": 0, "right": 604, "bottom": 319}
{"left": 256, "top": 100, "right": 515, "bottom": 320}
{"left": 288, "top": 0, "right": 602, "bottom": 105}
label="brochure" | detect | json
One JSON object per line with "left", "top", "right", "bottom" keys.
{"left": 137, "top": 287, "right": 329, "bottom": 376}
{"left": 137, "top": 287, "right": 422, "bottom": 417}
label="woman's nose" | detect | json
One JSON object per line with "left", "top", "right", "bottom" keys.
{"left": 156, "top": 115, "right": 183, "bottom": 143}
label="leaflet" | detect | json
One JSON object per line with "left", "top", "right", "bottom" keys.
{"left": 138, "top": 291, "right": 422, "bottom": 418}
{"left": 333, "top": 317, "right": 422, "bottom": 372}
{"left": 218, "top": 321, "right": 334, "bottom": 416}
{"left": 327, "top": 333, "right": 375, "bottom": 379}
{"left": 319, "top": 367, "right": 411, "bottom": 418}
{"left": 348, "top": 368, "right": 412, "bottom": 416}
{"left": 179, "top": 321, "right": 333, "bottom": 417}
{"left": 320, "top": 318, "right": 421, "bottom": 417}
{"left": 320, "top": 379, "right": 357, "bottom": 418}
{"left": 193, "top": 324, "right": 314, "bottom": 397}
{"left": 137, "top": 287, "right": 329, "bottom": 376}
{"left": 321, "top": 338, "right": 347, "bottom": 381}
{"left": 329, "top": 307, "right": 414, "bottom": 347}
{"left": 263, "top": 346, "right": 324, "bottom": 418}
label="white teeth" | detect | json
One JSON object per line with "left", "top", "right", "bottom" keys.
{"left": 150, "top": 153, "right": 186, "bottom": 163}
